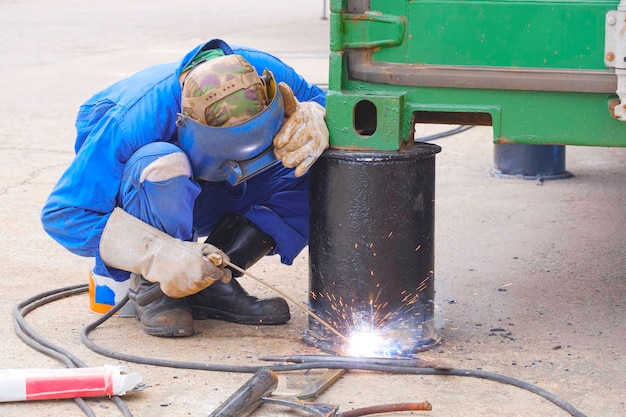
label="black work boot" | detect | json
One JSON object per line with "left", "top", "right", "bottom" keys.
{"left": 130, "top": 274, "right": 194, "bottom": 337}
{"left": 186, "top": 214, "right": 291, "bottom": 325}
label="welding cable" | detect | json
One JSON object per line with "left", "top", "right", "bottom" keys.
{"left": 13, "top": 284, "right": 132, "bottom": 417}
{"left": 81, "top": 298, "right": 312, "bottom": 373}
{"left": 13, "top": 287, "right": 96, "bottom": 417}
{"left": 16, "top": 284, "right": 589, "bottom": 417}
{"left": 414, "top": 125, "right": 474, "bottom": 142}
{"left": 265, "top": 361, "right": 589, "bottom": 417}
{"left": 82, "top": 299, "right": 588, "bottom": 417}
{"left": 14, "top": 285, "right": 92, "bottom": 366}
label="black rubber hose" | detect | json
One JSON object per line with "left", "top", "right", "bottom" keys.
{"left": 13, "top": 284, "right": 132, "bottom": 417}
{"left": 82, "top": 295, "right": 587, "bottom": 417}
{"left": 18, "top": 284, "right": 589, "bottom": 417}
{"left": 15, "top": 285, "right": 91, "bottom": 367}
{"left": 415, "top": 125, "right": 474, "bottom": 142}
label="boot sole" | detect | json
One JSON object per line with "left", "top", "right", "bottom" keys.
{"left": 190, "top": 307, "right": 290, "bottom": 325}
{"left": 140, "top": 322, "right": 195, "bottom": 337}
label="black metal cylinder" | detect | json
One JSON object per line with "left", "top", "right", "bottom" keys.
{"left": 492, "top": 144, "right": 573, "bottom": 180}
{"left": 305, "top": 143, "right": 441, "bottom": 355}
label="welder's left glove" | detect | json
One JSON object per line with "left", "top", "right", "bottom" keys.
{"left": 273, "top": 82, "right": 329, "bottom": 177}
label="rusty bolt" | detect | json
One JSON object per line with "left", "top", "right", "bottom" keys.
{"left": 606, "top": 52, "right": 615, "bottom": 62}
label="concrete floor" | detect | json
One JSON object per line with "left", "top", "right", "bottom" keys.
{"left": 0, "top": 1, "right": 624, "bottom": 416}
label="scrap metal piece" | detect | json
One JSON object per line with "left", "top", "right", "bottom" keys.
{"left": 271, "top": 368, "right": 346, "bottom": 400}
{"left": 261, "top": 397, "right": 338, "bottom": 417}
{"left": 208, "top": 369, "right": 278, "bottom": 417}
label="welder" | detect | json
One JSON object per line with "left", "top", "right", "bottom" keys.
{"left": 40, "top": 38, "right": 328, "bottom": 337}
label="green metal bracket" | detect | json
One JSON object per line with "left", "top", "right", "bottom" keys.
{"left": 330, "top": 11, "right": 405, "bottom": 51}
{"left": 326, "top": 90, "right": 406, "bottom": 150}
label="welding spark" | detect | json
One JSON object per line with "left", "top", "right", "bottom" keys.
{"left": 314, "top": 282, "right": 436, "bottom": 357}
{"left": 345, "top": 298, "right": 403, "bottom": 357}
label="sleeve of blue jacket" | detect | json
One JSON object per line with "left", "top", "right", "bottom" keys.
{"left": 41, "top": 39, "right": 326, "bottom": 259}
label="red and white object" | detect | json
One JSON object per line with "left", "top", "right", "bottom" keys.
{"left": 0, "top": 365, "right": 144, "bottom": 402}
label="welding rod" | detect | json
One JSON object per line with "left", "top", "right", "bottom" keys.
{"left": 222, "top": 259, "right": 351, "bottom": 344}
{"left": 137, "top": 252, "right": 349, "bottom": 344}
{"left": 258, "top": 354, "right": 453, "bottom": 370}
{"left": 207, "top": 369, "right": 278, "bottom": 417}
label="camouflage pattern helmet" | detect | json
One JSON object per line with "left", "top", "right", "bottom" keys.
{"left": 181, "top": 54, "right": 269, "bottom": 127}
{"left": 176, "top": 55, "right": 285, "bottom": 185}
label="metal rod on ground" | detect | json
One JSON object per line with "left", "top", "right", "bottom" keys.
{"left": 223, "top": 260, "right": 350, "bottom": 344}
{"left": 257, "top": 354, "right": 451, "bottom": 370}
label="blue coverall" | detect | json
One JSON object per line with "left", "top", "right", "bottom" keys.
{"left": 41, "top": 39, "right": 326, "bottom": 284}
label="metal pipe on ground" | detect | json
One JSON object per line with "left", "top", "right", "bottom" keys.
{"left": 207, "top": 369, "right": 278, "bottom": 417}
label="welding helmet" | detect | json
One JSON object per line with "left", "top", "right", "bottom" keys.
{"left": 176, "top": 54, "right": 284, "bottom": 185}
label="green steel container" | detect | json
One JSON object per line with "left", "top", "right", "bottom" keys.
{"left": 327, "top": 0, "right": 626, "bottom": 150}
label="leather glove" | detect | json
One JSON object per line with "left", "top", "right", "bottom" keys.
{"left": 99, "top": 208, "right": 232, "bottom": 298}
{"left": 273, "top": 82, "right": 329, "bottom": 177}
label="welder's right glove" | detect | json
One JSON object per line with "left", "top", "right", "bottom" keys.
{"left": 99, "top": 207, "right": 231, "bottom": 298}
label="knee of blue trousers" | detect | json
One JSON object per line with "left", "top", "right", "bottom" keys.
{"left": 127, "top": 142, "right": 193, "bottom": 185}
{"left": 90, "top": 142, "right": 197, "bottom": 316}
{"left": 118, "top": 142, "right": 200, "bottom": 240}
